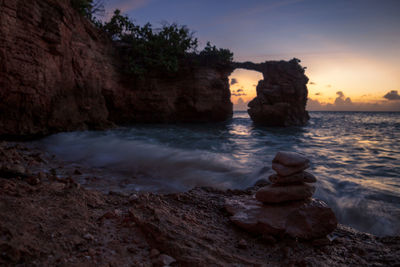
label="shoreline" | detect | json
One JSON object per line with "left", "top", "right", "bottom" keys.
{"left": 1, "top": 142, "right": 399, "bottom": 266}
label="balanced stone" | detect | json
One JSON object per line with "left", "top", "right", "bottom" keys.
{"left": 225, "top": 196, "right": 337, "bottom": 240}
{"left": 269, "top": 171, "right": 316, "bottom": 184}
{"left": 272, "top": 162, "right": 310, "bottom": 177}
{"left": 272, "top": 151, "right": 310, "bottom": 167}
{"left": 255, "top": 183, "right": 315, "bottom": 203}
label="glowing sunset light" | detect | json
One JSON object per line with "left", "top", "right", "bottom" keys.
{"left": 229, "top": 69, "right": 263, "bottom": 109}
{"left": 103, "top": 0, "right": 400, "bottom": 111}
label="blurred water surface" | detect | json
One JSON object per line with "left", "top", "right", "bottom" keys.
{"left": 36, "top": 111, "right": 400, "bottom": 236}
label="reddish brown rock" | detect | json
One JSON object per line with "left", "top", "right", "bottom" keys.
{"left": 269, "top": 171, "right": 316, "bottom": 184}
{"left": 0, "top": 0, "right": 232, "bottom": 138}
{"left": 225, "top": 196, "right": 337, "bottom": 240}
{"left": 255, "top": 183, "right": 315, "bottom": 203}
{"left": 272, "top": 151, "right": 310, "bottom": 167}
{"left": 152, "top": 254, "right": 176, "bottom": 267}
{"left": 234, "top": 59, "right": 309, "bottom": 126}
{"left": 272, "top": 162, "right": 310, "bottom": 177}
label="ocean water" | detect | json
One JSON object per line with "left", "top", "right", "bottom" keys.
{"left": 36, "top": 111, "right": 400, "bottom": 236}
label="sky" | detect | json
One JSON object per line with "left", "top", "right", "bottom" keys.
{"left": 102, "top": 0, "right": 400, "bottom": 111}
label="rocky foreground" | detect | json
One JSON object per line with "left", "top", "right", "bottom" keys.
{"left": 1, "top": 142, "right": 399, "bottom": 266}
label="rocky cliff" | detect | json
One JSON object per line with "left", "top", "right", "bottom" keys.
{"left": 234, "top": 59, "right": 310, "bottom": 126}
{"left": 0, "top": 0, "right": 232, "bottom": 138}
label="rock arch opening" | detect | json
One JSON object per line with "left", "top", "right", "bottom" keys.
{"left": 230, "top": 59, "right": 310, "bottom": 126}
{"left": 229, "top": 69, "right": 263, "bottom": 111}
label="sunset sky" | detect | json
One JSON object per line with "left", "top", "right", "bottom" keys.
{"left": 103, "top": 0, "right": 400, "bottom": 111}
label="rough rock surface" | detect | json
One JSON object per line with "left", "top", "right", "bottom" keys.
{"left": 272, "top": 162, "right": 310, "bottom": 176}
{"left": 234, "top": 60, "right": 310, "bottom": 126}
{"left": 273, "top": 151, "right": 310, "bottom": 167}
{"left": 255, "top": 183, "right": 316, "bottom": 203}
{"left": 0, "top": 0, "right": 232, "bottom": 138}
{"left": 225, "top": 196, "right": 337, "bottom": 240}
{"left": 269, "top": 171, "right": 317, "bottom": 184}
{"left": 0, "top": 142, "right": 400, "bottom": 266}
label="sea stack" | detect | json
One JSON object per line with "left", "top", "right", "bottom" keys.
{"left": 225, "top": 151, "right": 337, "bottom": 240}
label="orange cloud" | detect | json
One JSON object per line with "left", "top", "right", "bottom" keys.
{"left": 307, "top": 91, "right": 400, "bottom": 111}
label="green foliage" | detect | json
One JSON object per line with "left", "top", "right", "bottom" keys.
{"left": 71, "top": 0, "right": 104, "bottom": 22}
{"left": 72, "top": 5, "right": 233, "bottom": 75}
{"left": 102, "top": 10, "right": 199, "bottom": 74}
{"left": 198, "top": 42, "right": 234, "bottom": 66}
{"left": 71, "top": 0, "right": 93, "bottom": 15}
{"left": 101, "top": 10, "right": 136, "bottom": 41}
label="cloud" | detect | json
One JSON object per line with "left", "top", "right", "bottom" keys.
{"left": 334, "top": 91, "right": 353, "bottom": 106}
{"left": 326, "top": 85, "right": 332, "bottom": 88}
{"left": 232, "top": 93, "right": 247, "bottom": 96}
{"left": 309, "top": 82, "right": 316, "bottom": 85}
{"left": 307, "top": 91, "right": 400, "bottom": 111}
{"left": 230, "top": 78, "right": 238, "bottom": 85}
{"left": 383, "top": 90, "right": 400, "bottom": 101}
{"left": 234, "top": 97, "right": 249, "bottom": 111}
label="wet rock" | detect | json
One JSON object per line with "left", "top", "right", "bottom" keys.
{"left": 26, "top": 176, "right": 41, "bottom": 186}
{"left": 312, "top": 237, "right": 331, "bottom": 247}
{"left": 255, "top": 183, "right": 315, "bottom": 203}
{"left": 0, "top": 164, "right": 27, "bottom": 178}
{"left": 235, "top": 59, "right": 309, "bottom": 126}
{"left": 225, "top": 196, "right": 337, "bottom": 240}
{"left": 153, "top": 254, "right": 176, "bottom": 266}
{"left": 48, "top": 182, "right": 65, "bottom": 192}
{"left": 238, "top": 239, "right": 248, "bottom": 249}
{"left": 37, "top": 172, "right": 47, "bottom": 180}
{"left": 253, "top": 178, "right": 270, "bottom": 187}
{"left": 150, "top": 248, "right": 160, "bottom": 258}
{"left": 272, "top": 162, "right": 309, "bottom": 177}
{"left": 269, "top": 171, "right": 316, "bottom": 184}
{"left": 83, "top": 233, "right": 94, "bottom": 241}
{"left": 272, "top": 151, "right": 309, "bottom": 167}
{"left": 0, "top": 244, "right": 21, "bottom": 263}
{"left": 129, "top": 193, "right": 139, "bottom": 203}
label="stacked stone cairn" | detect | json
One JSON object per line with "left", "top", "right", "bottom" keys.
{"left": 256, "top": 151, "right": 316, "bottom": 204}
{"left": 225, "top": 151, "right": 337, "bottom": 241}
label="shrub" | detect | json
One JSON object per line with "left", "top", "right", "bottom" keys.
{"left": 198, "top": 42, "right": 234, "bottom": 66}
{"left": 72, "top": 5, "right": 233, "bottom": 75}
{"left": 102, "top": 10, "right": 198, "bottom": 74}
{"left": 70, "top": 0, "right": 104, "bottom": 21}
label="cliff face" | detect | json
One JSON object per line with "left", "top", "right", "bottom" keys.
{"left": 0, "top": 0, "right": 232, "bottom": 138}
{"left": 234, "top": 60, "right": 310, "bottom": 126}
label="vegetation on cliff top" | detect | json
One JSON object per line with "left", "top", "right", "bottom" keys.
{"left": 71, "top": 0, "right": 233, "bottom": 75}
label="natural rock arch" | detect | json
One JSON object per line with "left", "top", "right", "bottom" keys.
{"left": 228, "top": 68, "right": 263, "bottom": 111}
{"left": 231, "top": 58, "right": 309, "bottom": 126}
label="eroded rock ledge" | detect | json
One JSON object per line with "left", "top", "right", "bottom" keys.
{"left": 0, "top": 0, "right": 232, "bottom": 138}
{"left": 0, "top": 0, "right": 311, "bottom": 138}
{"left": 234, "top": 59, "right": 310, "bottom": 126}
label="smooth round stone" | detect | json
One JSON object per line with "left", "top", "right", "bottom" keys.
{"left": 272, "top": 162, "right": 310, "bottom": 177}
{"left": 255, "top": 183, "right": 315, "bottom": 203}
{"left": 272, "top": 151, "right": 310, "bottom": 167}
{"left": 269, "top": 171, "right": 317, "bottom": 184}
{"left": 225, "top": 197, "right": 337, "bottom": 240}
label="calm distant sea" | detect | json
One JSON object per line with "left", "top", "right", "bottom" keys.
{"left": 36, "top": 111, "right": 400, "bottom": 236}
